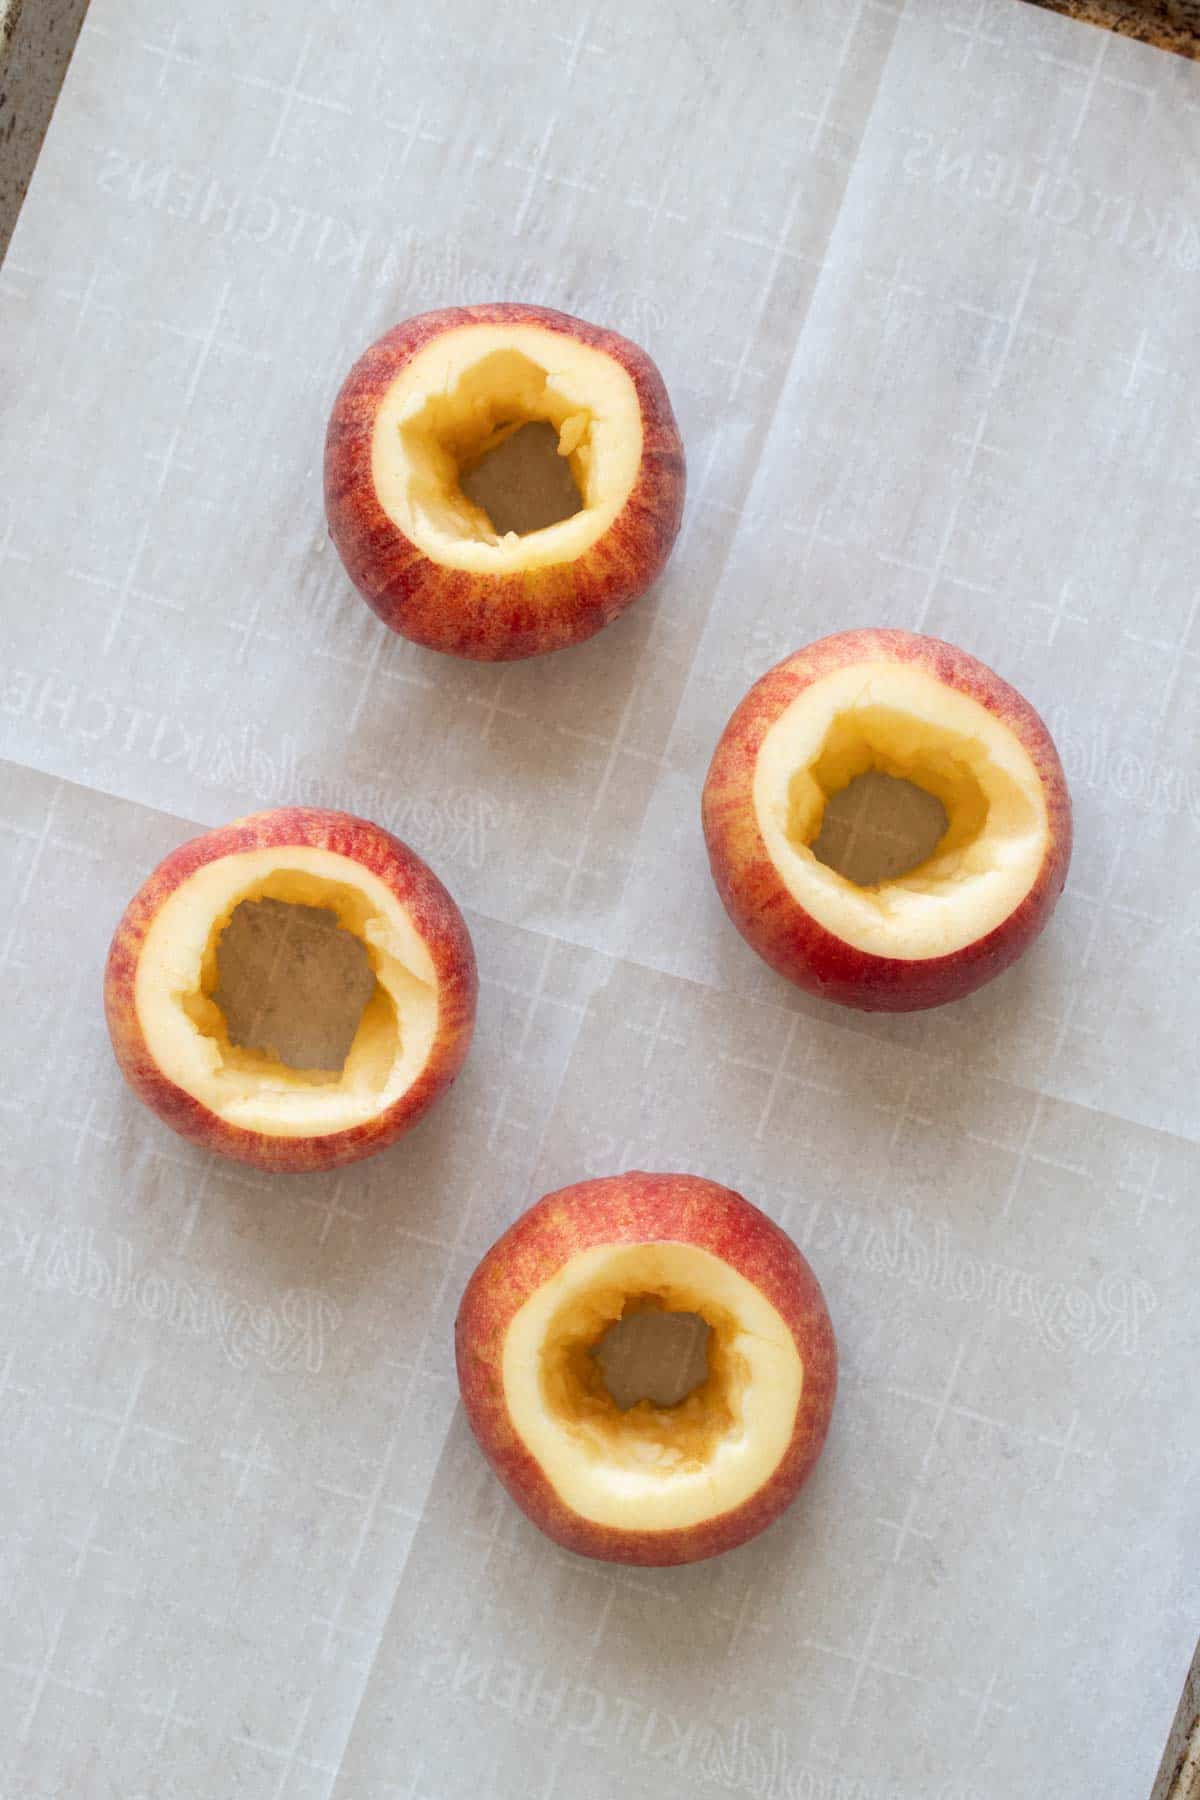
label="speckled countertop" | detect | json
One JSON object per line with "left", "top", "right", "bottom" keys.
{"left": 1036, "top": 0, "right": 1200, "bottom": 54}
{"left": 0, "top": 0, "right": 91, "bottom": 259}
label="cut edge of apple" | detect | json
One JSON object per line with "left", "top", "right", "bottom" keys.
{"left": 753, "top": 658, "right": 1051, "bottom": 961}
{"left": 503, "top": 1240, "right": 804, "bottom": 1533}
{"left": 371, "top": 321, "right": 644, "bottom": 575}
{"left": 134, "top": 845, "right": 439, "bottom": 1139}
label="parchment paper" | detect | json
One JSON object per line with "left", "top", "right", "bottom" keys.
{"left": 1, "top": 1, "right": 1197, "bottom": 1796}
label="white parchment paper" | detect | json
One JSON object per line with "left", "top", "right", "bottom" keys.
{"left": 1, "top": 1, "right": 1198, "bottom": 1796}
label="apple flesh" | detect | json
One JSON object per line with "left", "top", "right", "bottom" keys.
{"left": 104, "top": 808, "right": 477, "bottom": 1172}
{"left": 324, "top": 303, "right": 686, "bottom": 661}
{"left": 455, "top": 1172, "right": 837, "bottom": 1566}
{"left": 702, "top": 628, "right": 1072, "bottom": 1011}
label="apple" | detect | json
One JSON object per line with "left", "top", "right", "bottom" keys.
{"left": 455, "top": 1172, "right": 837, "bottom": 1566}
{"left": 702, "top": 628, "right": 1072, "bottom": 1011}
{"left": 104, "top": 808, "right": 477, "bottom": 1172}
{"left": 324, "top": 303, "right": 686, "bottom": 660}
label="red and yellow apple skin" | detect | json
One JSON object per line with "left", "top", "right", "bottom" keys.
{"left": 104, "top": 808, "right": 477, "bottom": 1173}
{"left": 455, "top": 1173, "right": 837, "bottom": 1567}
{"left": 324, "top": 303, "right": 686, "bottom": 661}
{"left": 702, "top": 629, "right": 1073, "bottom": 1013}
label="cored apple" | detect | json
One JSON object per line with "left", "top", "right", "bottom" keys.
{"left": 455, "top": 1172, "right": 837, "bottom": 1566}
{"left": 324, "top": 303, "right": 686, "bottom": 660}
{"left": 104, "top": 808, "right": 477, "bottom": 1171}
{"left": 702, "top": 628, "right": 1072, "bottom": 1011}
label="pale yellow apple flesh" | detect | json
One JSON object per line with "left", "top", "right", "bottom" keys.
{"left": 502, "top": 1241, "right": 804, "bottom": 1533}
{"left": 134, "top": 846, "right": 438, "bottom": 1139}
{"left": 753, "top": 661, "right": 1050, "bottom": 959}
{"left": 370, "top": 323, "right": 643, "bottom": 573}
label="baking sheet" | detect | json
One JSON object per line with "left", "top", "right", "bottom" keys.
{"left": 0, "top": 0, "right": 1198, "bottom": 1795}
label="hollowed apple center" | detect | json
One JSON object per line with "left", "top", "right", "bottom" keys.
{"left": 206, "top": 897, "right": 379, "bottom": 1079}
{"left": 371, "top": 324, "right": 643, "bottom": 575}
{"left": 754, "top": 662, "right": 1048, "bottom": 960}
{"left": 134, "top": 848, "right": 438, "bottom": 1137}
{"left": 459, "top": 420, "right": 584, "bottom": 537}
{"left": 592, "top": 1303, "right": 711, "bottom": 1410}
{"left": 502, "top": 1242, "right": 803, "bottom": 1531}
{"left": 811, "top": 771, "right": 950, "bottom": 886}
{"left": 543, "top": 1288, "right": 734, "bottom": 1468}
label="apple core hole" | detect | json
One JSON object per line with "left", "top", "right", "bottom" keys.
{"left": 398, "top": 348, "right": 595, "bottom": 548}
{"left": 811, "top": 772, "right": 950, "bottom": 886}
{"left": 459, "top": 420, "right": 584, "bottom": 536}
{"left": 208, "top": 898, "right": 378, "bottom": 1077}
{"left": 539, "top": 1280, "right": 740, "bottom": 1470}
{"left": 782, "top": 704, "right": 1017, "bottom": 896}
{"left": 591, "top": 1304, "right": 712, "bottom": 1411}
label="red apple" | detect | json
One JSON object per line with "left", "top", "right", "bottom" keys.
{"left": 324, "top": 303, "right": 686, "bottom": 660}
{"left": 702, "top": 628, "right": 1072, "bottom": 1011}
{"left": 104, "top": 808, "right": 477, "bottom": 1171}
{"left": 455, "top": 1172, "right": 837, "bottom": 1566}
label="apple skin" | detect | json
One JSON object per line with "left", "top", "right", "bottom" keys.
{"left": 104, "top": 807, "right": 478, "bottom": 1173}
{"left": 455, "top": 1172, "right": 837, "bottom": 1567}
{"left": 324, "top": 303, "right": 686, "bottom": 661}
{"left": 702, "top": 628, "right": 1073, "bottom": 1013}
